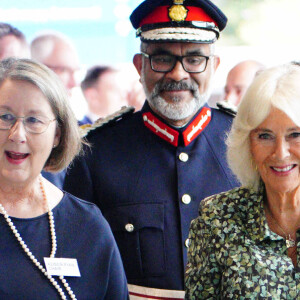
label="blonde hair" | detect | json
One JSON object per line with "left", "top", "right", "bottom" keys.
{"left": 227, "top": 63, "right": 300, "bottom": 191}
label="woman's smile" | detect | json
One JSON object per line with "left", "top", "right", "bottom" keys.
{"left": 250, "top": 107, "right": 300, "bottom": 195}
{"left": 5, "top": 150, "right": 29, "bottom": 165}
{"left": 270, "top": 164, "right": 296, "bottom": 174}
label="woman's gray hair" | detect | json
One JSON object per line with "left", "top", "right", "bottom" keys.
{"left": 0, "top": 57, "right": 82, "bottom": 172}
{"left": 227, "top": 63, "right": 300, "bottom": 191}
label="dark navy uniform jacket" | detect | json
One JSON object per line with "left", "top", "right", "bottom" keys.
{"left": 64, "top": 101, "right": 240, "bottom": 290}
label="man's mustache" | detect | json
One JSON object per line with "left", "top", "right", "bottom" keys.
{"left": 157, "top": 80, "right": 198, "bottom": 92}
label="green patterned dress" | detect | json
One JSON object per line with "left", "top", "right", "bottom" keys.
{"left": 185, "top": 186, "right": 300, "bottom": 299}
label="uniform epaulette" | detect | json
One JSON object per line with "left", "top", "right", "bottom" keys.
{"left": 79, "top": 106, "right": 135, "bottom": 138}
{"left": 216, "top": 100, "right": 237, "bottom": 117}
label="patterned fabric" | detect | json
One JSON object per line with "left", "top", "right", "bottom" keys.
{"left": 185, "top": 186, "right": 300, "bottom": 299}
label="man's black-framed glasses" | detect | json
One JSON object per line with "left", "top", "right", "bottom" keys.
{"left": 141, "top": 52, "right": 213, "bottom": 73}
{"left": 0, "top": 112, "right": 56, "bottom": 134}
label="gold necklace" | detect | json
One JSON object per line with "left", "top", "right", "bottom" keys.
{"left": 266, "top": 205, "right": 296, "bottom": 249}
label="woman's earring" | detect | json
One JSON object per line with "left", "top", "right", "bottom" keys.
{"left": 251, "top": 160, "right": 258, "bottom": 171}
{"left": 53, "top": 144, "right": 56, "bottom": 148}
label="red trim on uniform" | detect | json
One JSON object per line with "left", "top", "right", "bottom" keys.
{"left": 143, "top": 108, "right": 211, "bottom": 147}
{"left": 143, "top": 112, "right": 179, "bottom": 147}
{"left": 129, "top": 291, "right": 184, "bottom": 300}
{"left": 139, "top": 6, "right": 217, "bottom": 27}
{"left": 182, "top": 107, "right": 211, "bottom": 146}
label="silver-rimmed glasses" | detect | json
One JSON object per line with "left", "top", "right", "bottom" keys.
{"left": 0, "top": 113, "right": 56, "bottom": 134}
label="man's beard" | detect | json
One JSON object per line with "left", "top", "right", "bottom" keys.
{"left": 141, "top": 76, "right": 210, "bottom": 122}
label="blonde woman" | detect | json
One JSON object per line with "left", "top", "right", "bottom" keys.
{"left": 185, "top": 63, "right": 300, "bottom": 299}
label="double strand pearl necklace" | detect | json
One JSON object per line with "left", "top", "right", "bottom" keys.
{"left": 0, "top": 176, "right": 77, "bottom": 300}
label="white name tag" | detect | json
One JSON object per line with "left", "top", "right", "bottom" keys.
{"left": 44, "top": 258, "right": 81, "bottom": 277}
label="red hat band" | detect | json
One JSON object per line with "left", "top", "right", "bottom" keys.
{"left": 139, "top": 6, "right": 217, "bottom": 27}
{"left": 136, "top": 5, "right": 220, "bottom": 43}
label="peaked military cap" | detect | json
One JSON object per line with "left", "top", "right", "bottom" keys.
{"left": 130, "top": 0, "right": 227, "bottom": 43}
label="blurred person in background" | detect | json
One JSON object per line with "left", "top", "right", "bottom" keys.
{"left": 30, "top": 32, "right": 80, "bottom": 95}
{"left": 126, "top": 76, "right": 145, "bottom": 112}
{"left": 30, "top": 31, "right": 87, "bottom": 122}
{"left": 0, "top": 23, "right": 30, "bottom": 60}
{"left": 224, "top": 60, "right": 265, "bottom": 107}
{"left": 80, "top": 66, "right": 128, "bottom": 125}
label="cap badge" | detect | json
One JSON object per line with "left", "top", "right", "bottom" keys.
{"left": 168, "top": 0, "right": 188, "bottom": 22}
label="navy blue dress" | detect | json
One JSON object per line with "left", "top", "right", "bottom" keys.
{"left": 0, "top": 193, "right": 129, "bottom": 300}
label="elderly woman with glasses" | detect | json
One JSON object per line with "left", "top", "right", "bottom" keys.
{"left": 185, "top": 63, "right": 300, "bottom": 299}
{"left": 0, "top": 58, "right": 128, "bottom": 300}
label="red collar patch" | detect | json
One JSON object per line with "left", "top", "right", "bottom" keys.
{"left": 142, "top": 107, "right": 211, "bottom": 147}
{"left": 143, "top": 112, "right": 179, "bottom": 146}
{"left": 182, "top": 107, "right": 211, "bottom": 146}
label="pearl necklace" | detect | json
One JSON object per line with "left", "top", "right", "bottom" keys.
{"left": 0, "top": 176, "right": 77, "bottom": 300}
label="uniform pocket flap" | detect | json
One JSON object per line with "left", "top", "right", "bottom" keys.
{"left": 104, "top": 203, "right": 164, "bottom": 232}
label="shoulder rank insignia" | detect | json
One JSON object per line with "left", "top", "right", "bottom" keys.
{"left": 79, "top": 106, "right": 135, "bottom": 138}
{"left": 216, "top": 100, "right": 237, "bottom": 117}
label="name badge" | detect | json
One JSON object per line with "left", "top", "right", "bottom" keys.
{"left": 44, "top": 258, "right": 81, "bottom": 277}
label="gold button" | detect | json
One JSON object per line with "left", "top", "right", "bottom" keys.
{"left": 179, "top": 152, "right": 189, "bottom": 162}
{"left": 185, "top": 238, "right": 190, "bottom": 248}
{"left": 125, "top": 223, "right": 134, "bottom": 232}
{"left": 182, "top": 194, "right": 191, "bottom": 204}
